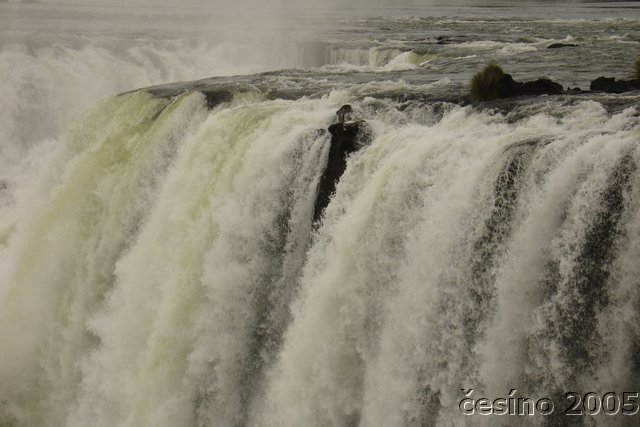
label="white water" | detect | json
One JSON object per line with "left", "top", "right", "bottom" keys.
{"left": 0, "top": 2, "right": 320, "bottom": 181}
{"left": 2, "top": 2, "right": 640, "bottom": 426}
{"left": 0, "top": 35, "right": 313, "bottom": 174}
{"left": 1, "top": 84, "right": 639, "bottom": 426}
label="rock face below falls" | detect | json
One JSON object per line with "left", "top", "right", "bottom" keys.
{"left": 314, "top": 105, "right": 368, "bottom": 223}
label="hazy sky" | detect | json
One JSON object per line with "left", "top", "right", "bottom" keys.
{"left": 44, "top": 0, "right": 601, "bottom": 7}
{"left": 43, "top": 0, "right": 461, "bottom": 14}
{"left": 49, "top": 0, "right": 393, "bottom": 4}
{"left": 46, "top": 0, "right": 541, "bottom": 5}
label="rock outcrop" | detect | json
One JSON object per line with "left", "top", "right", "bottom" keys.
{"left": 313, "top": 105, "right": 367, "bottom": 222}
{"left": 470, "top": 64, "right": 563, "bottom": 101}
{"left": 590, "top": 77, "right": 640, "bottom": 94}
{"left": 496, "top": 74, "right": 564, "bottom": 98}
{"left": 201, "top": 89, "right": 233, "bottom": 109}
{"left": 547, "top": 43, "right": 578, "bottom": 49}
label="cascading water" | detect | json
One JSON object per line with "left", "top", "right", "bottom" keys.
{"left": 2, "top": 2, "right": 640, "bottom": 426}
{"left": 1, "top": 79, "right": 639, "bottom": 426}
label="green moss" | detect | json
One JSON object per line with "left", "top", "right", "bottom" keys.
{"left": 470, "top": 63, "right": 505, "bottom": 101}
{"left": 635, "top": 58, "right": 640, "bottom": 80}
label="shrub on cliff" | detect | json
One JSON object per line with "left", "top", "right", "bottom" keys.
{"left": 470, "top": 63, "right": 505, "bottom": 101}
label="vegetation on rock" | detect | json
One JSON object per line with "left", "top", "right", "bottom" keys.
{"left": 470, "top": 63, "right": 505, "bottom": 101}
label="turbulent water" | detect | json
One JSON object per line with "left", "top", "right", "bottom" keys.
{"left": 1, "top": 1, "right": 640, "bottom": 426}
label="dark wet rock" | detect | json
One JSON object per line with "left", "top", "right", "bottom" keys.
{"left": 547, "top": 43, "right": 578, "bottom": 49}
{"left": 435, "top": 35, "right": 459, "bottom": 45}
{"left": 519, "top": 78, "right": 564, "bottom": 96}
{"left": 566, "top": 87, "right": 583, "bottom": 94}
{"left": 590, "top": 76, "right": 640, "bottom": 93}
{"left": 471, "top": 64, "right": 563, "bottom": 102}
{"left": 434, "top": 35, "right": 477, "bottom": 45}
{"left": 608, "top": 79, "right": 640, "bottom": 93}
{"left": 496, "top": 74, "right": 564, "bottom": 99}
{"left": 200, "top": 89, "right": 233, "bottom": 109}
{"left": 590, "top": 77, "right": 616, "bottom": 92}
{"left": 336, "top": 104, "right": 354, "bottom": 124}
{"left": 313, "top": 106, "right": 368, "bottom": 223}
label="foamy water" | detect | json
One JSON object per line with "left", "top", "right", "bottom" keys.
{"left": 1, "top": 2, "right": 640, "bottom": 426}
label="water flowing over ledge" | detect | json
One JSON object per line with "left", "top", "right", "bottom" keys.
{"left": 1, "top": 74, "right": 639, "bottom": 426}
{"left": 2, "top": 2, "right": 640, "bottom": 425}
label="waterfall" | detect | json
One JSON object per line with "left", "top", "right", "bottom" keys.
{"left": 0, "top": 87, "right": 638, "bottom": 427}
